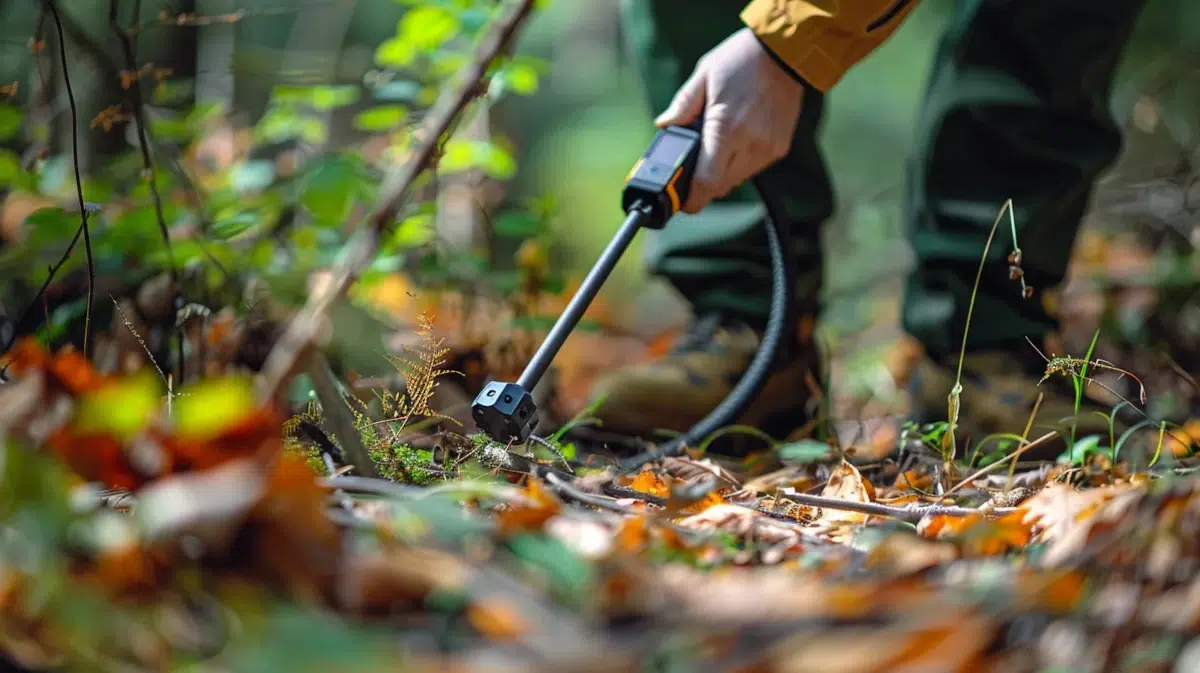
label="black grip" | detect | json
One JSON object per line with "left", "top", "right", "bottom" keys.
{"left": 621, "top": 118, "right": 703, "bottom": 229}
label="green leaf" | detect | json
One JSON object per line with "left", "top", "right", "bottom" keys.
{"left": 388, "top": 212, "right": 434, "bottom": 248}
{"left": 310, "top": 85, "right": 360, "bottom": 110}
{"left": 1058, "top": 434, "right": 1104, "bottom": 466}
{"left": 399, "top": 6, "right": 460, "bottom": 50}
{"left": 23, "top": 207, "right": 77, "bottom": 247}
{"left": 173, "top": 377, "right": 258, "bottom": 439}
{"left": 375, "top": 37, "right": 416, "bottom": 69}
{"left": 439, "top": 139, "right": 516, "bottom": 179}
{"left": 299, "top": 153, "right": 372, "bottom": 227}
{"left": 777, "top": 439, "right": 835, "bottom": 466}
{"left": 492, "top": 212, "right": 541, "bottom": 238}
{"left": 0, "top": 149, "right": 22, "bottom": 186}
{"left": 211, "top": 211, "right": 259, "bottom": 240}
{"left": 353, "top": 105, "right": 408, "bottom": 132}
{"left": 73, "top": 373, "right": 162, "bottom": 440}
{"left": 499, "top": 62, "right": 539, "bottom": 95}
{"left": 0, "top": 103, "right": 23, "bottom": 141}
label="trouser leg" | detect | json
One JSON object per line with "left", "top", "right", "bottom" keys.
{"left": 619, "top": 0, "right": 833, "bottom": 330}
{"left": 902, "top": 0, "right": 1149, "bottom": 362}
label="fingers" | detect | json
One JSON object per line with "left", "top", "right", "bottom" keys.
{"left": 682, "top": 111, "right": 734, "bottom": 213}
{"left": 655, "top": 71, "right": 706, "bottom": 128}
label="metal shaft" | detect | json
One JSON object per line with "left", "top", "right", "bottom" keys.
{"left": 517, "top": 204, "right": 649, "bottom": 391}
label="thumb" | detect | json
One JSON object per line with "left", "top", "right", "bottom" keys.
{"left": 654, "top": 72, "right": 706, "bottom": 128}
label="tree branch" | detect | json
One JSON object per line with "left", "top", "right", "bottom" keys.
{"left": 254, "top": 0, "right": 538, "bottom": 403}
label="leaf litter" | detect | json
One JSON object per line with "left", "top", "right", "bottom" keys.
{"left": 2, "top": 336, "right": 1200, "bottom": 673}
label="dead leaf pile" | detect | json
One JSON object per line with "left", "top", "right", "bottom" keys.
{"left": 2, "top": 340, "right": 1200, "bottom": 673}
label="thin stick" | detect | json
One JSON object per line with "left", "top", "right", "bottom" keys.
{"left": 255, "top": 0, "right": 538, "bottom": 403}
{"left": 542, "top": 471, "right": 633, "bottom": 515}
{"left": 108, "top": 0, "right": 182, "bottom": 381}
{"left": 778, "top": 491, "right": 1018, "bottom": 524}
{"left": 944, "top": 428, "right": 1057, "bottom": 497}
{"left": 42, "top": 2, "right": 94, "bottom": 357}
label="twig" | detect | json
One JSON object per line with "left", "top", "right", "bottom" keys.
{"left": 43, "top": 0, "right": 95, "bottom": 357}
{"left": 316, "top": 475, "right": 424, "bottom": 500}
{"left": 944, "top": 432, "right": 1060, "bottom": 497}
{"left": 108, "top": 0, "right": 182, "bottom": 382}
{"left": 305, "top": 351, "right": 379, "bottom": 478}
{"left": 777, "top": 491, "right": 1018, "bottom": 524}
{"left": 528, "top": 434, "right": 574, "bottom": 475}
{"left": 254, "top": 0, "right": 538, "bottom": 403}
{"left": 541, "top": 470, "right": 633, "bottom": 515}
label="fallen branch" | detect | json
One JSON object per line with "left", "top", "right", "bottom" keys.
{"left": 254, "top": 0, "right": 538, "bottom": 404}
{"left": 777, "top": 491, "right": 1019, "bottom": 524}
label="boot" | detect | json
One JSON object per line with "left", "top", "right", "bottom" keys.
{"left": 586, "top": 311, "right": 820, "bottom": 454}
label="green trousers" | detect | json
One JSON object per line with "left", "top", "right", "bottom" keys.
{"left": 619, "top": 0, "right": 1148, "bottom": 361}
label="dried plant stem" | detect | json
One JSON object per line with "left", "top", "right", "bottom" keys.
{"left": 44, "top": 0, "right": 96, "bottom": 357}
{"left": 947, "top": 199, "right": 1015, "bottom": 460}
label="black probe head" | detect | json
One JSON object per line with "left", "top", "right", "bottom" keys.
{"left": 471, "top": 380, "right": 540, "bottom": 445}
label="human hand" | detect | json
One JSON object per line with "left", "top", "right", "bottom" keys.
{"left": 655, "top": 27, "right": 804, "bottom": 214}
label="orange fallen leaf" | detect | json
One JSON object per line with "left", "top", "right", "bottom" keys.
{"left": 466, "top": 599, "right": 528, "bottom": 640}
{"left": 496, "top": 477, "right": 561, "bottom": 535}
{"left": 918, "top": 510, "right": 1032, "bottom": 557}
{"left": 627, "top": 469, "right": 671, "bottom": 499}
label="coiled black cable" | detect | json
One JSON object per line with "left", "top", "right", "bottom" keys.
{"left": 618, "top": 175, "right": 795, "bottom": 470}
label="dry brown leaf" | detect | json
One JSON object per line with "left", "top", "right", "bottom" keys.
{"left": 863, "top": 533, "right": 958, "bottom": 577}
{"left": 674, "top": 504, "right": 805, "bottom": 549}
{"left": 338, "top": 547, "right": 470, "bottom": 615}
{"left": 741, "top": 467, "right": 818, "bottom": 495}
{"left": 660, "top": 456, "right": 741, "bottom": 488}
{"left": 767, "top": 610, "right": 996, "bottom": 673}
{"left": 1020, "top": 482, "right": 1133, "bottom": 549}
{"left": 812, "top": 460, "right": 875, "bottom": 526}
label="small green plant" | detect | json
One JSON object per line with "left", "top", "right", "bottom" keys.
{"left": 945, "top": 199, "right": 1021, "bottom": 465}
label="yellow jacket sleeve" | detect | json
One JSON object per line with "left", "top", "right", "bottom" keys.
{"left": 740, "top": 0, "right": 919, "bottom": 92}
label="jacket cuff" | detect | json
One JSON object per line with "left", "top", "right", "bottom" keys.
{"left": 740, "top": 0, "right": 846, "bottom": 92}
{"left": 749, "top": 30, "right": 811, "bottom": 89}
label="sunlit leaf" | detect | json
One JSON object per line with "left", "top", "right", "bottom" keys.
{"left": 0, "top": 103, "right": 23, "bottom": 141}
{"left": 375, "top": 37, "right": 416, "bottom": 68}
{"left": 172, "top": 377, "right": 258, "bottom": 439}
{"left": 353, "top": 105, "right": 409, "bottom": 132}
{"left": 399, "top": 6, "right": 460, "bottom": 50}
{"left": 0, "top": 149, "right": 23, "bottom": 186}
{"left": 388, "top": 212, "right": 434, "bottom": 248}
{"left": 500, "top": 62, "right": 539, "bottom": 95}
{"left": 73, "top": 372, "right": 162, "bottom": 441}
{"left": 310, "top": 85, "right": 360, "bottom": 110}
